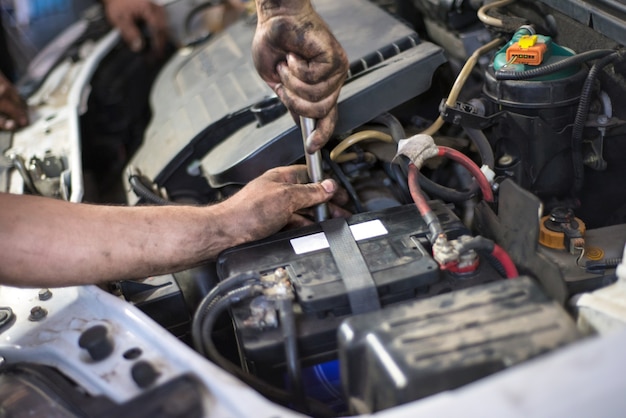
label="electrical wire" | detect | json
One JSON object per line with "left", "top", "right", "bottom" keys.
{"left": 277, "top": 297, "right": 307, "bottom": 414}
{"left": 571, "top": 50, "right": 623, "bottom": 193}
{"left": 492, "top": 243, "right": 519, "bottom": 278}
{"left": 191, "top": 271, "right": 261, "bottom": 353}
{"left": 194, "top": 281, "right": 336, "bottom": 417}
{"left": 421, "top": 37, "right": 505, "bottom": 136}
{"left": 408, "top": 163, "right": 445, "bottom": 241}
{"left": 128, "top": 174, "right": 173, "bottom": 205}
{"left": 192, "top": 272, "right": 334, "bottom": 415}
{"left": 457, "top": 235, "right": 519, "bottom": 279}
{"left": 495, "top": 49, "right": 616, "bottom": 80}
{"left": 322, "top": 149, "right": 365, "bottom": 212}
{"left": 437, "top": 146, "right": 494, "bottom": 202}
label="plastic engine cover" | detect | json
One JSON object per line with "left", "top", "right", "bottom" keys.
{"left": 125, "top": 0, "right": 446, "bottom": 202}
{"left": 338, "top": 276, "right": 582, "bottom": 414}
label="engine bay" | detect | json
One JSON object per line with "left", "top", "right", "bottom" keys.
{"left": 1, "top": 0, "right": 626, "bottom": 416}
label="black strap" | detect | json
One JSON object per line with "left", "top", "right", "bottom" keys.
{"left": 321, "top": 218, "right": 381, "bottom": 314}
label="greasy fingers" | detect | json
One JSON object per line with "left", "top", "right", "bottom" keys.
{"left": 283, "top": 51, "right": 347, "bottom": 95}
{"left": 252, "top": 1, "right": 349, "bottom": 149}
{"left": 103, "top": 0, "right": 169, "bottom": 55}
{"left": 221, "top": 165, "right": 340, "bottom": 243}
{"left": 304, "top": 106, "right": 338, "bottom": 153}
{"left": 0, "top": 72, "right": 28, "bottom": 131}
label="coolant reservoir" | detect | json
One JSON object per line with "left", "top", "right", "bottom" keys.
{"left": 482, "top": 26, "right": 587, "bottom": 202}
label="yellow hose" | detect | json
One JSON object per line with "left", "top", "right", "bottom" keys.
{"left": 421, "top": 37, "right": 505, "bottom": 137}
{"left": 330, "top": 130, "right": 394, "bottom": 161}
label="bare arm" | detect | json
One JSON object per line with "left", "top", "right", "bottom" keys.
{"left": 0, "top": 166, "right": 347, "bottom": 287}
{"left": 252, "top": 0, "right": 349, "bottom": 152}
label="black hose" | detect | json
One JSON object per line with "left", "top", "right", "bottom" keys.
{"left": 463, "top": 127, "right": 495, "bottom": 169}
{"left": 382, "top": 161, "right": 412, "bottom": 204}
{"left": 277, "top": 298, "right": 307, "bottom": 413}
{"left": 571, "top": 51, "right": 622, "bottom": 193}
{"left": 197, "top": 284, "right": 336, "bottom": 417}
{"left": 418, "top": 174, "right": 478, "bottom": 203}
{"left": 495, "top": 49, "right": 615, "bottom": 80}
{"left": 192, "top": 271, "right": 261, "bottom": 352}
{"left": 322, "top": 149, "right": 365, "bottom": 212}
{"left": 199, "top": 284, "right": 261, "bottom": 360}
{"left": 128, "top": 174, "right": 173, "bottom": 205}
{"left": 370, "top": 113, "right": 480, "bottom": 203}
{"left": 368, "top": 114, "right": 414, "bottom": 203}
{"left": 372, "top": 113, "right": 406, "bottom": 142}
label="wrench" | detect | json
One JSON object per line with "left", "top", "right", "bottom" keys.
{"left": 299, "top": 116, "right": 329, "bottom": 222}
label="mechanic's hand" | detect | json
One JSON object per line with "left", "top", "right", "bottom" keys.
{"left": 252, "top": 0, "right": 349, "bottom": 153}
{"left": 217, "top": 165, "right": 350, "bottom": 245}
{"left": 102, "top": 0, "right": 169, "bottom": 55}
{"left": 0, "top": 72, "right": 28, "bottom": 131}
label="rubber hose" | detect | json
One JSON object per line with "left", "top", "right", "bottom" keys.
{"left": 322, "top": 149, "right": 365, "bottom": 213}
{"left": 277, "top": 298, "right": 307, "bottom": 413}
{"left": 463, "top": 127, "right": 495, "bottom": 169}
{"left": 418, "top": 174, "right": 478, "bottom": 203}
{"left": 128, "top": 175, "right": 172, "bottom": 205}
{"left": 571, "top": 51, "right": 621, "bottom": 193}
{"left": 198, "top": 285, "right": 336, "bottom": 417}
{"left": 372, "top": 113, "right": 406, "bottom": 142}
{"left": 192, "top": 271, "right": 261, "bottom": 353}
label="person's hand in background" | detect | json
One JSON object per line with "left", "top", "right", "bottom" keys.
{"left": 102, "top": 0, "right": 169, "bottom": 55}
{"left": 252, "top": 0, "right": 349, "bottom": 153}
{"left": 0, "top": 71, "right": 28, "bottom": 131}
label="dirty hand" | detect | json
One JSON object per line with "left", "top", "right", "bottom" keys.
{"left": 252, "top": 0, "right": 349, "bottom": 152}
{"left": 0, "top": 72, "right": 28, "bottom": 131}
{"left": 217, "top": 165, "right": 350, "bottom": 245}
{"left": 102, "top": 0, "right": 169, "bottom": 55}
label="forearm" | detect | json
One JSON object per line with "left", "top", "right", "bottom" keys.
{"left": 0, "top": 194, "right": 240, "bottom": 287}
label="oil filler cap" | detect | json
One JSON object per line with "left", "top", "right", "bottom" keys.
{"left": 539, "top": 207, "right": 585, "bottom": 251}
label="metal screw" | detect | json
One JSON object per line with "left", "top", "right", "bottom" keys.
{"left": 29, "top": 306, "right": 48, "bottom": 322}
{"left": 38, "top": 288, "right": 52, "bottom": 301}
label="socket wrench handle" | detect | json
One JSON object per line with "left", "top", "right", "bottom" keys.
{"left": 300, "top": 116, "right": 329, "bottom": 222}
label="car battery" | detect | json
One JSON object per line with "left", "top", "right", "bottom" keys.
{"left": 216, "top": 202, "right": 503, "bottom": 380}
{"left": 338, "top": 276, "right": 582, "bottom": 414}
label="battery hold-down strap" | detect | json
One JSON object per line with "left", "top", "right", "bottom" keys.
{"left": 321, "top": 217, "right": 381, "bottom": 314}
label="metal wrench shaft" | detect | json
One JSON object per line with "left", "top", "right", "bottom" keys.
{"left": 300, "top": 116, "right": 329, "bottom": 222}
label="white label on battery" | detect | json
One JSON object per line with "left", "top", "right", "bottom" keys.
{"left": 290, "top": 220, "right": 388, "bottom": 255}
